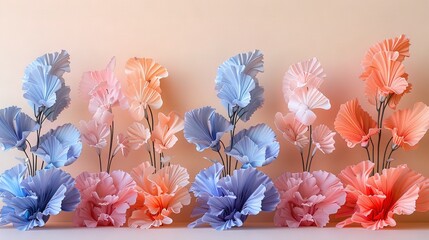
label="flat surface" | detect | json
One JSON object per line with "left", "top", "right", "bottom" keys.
{"left": 1, "top": 222, "right": 429, "bottom": 240}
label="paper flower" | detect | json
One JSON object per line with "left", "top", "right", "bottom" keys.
{"left": 128, "top": 162, "right": 191, "bottom": 229}
{"left": 80, "top": 57, "right": 128, "bottom": 124}
{"left": 283, "top": 57, "right": 326, "bottom": 102}
{"left": 337, "top": 161, "right": 429, "bottom": 230}
{"left": 32, "top": 124, "right": 82, "bottom": 169}
{"left": 151, "top": 112, "right": 184, "bottom": 153}
{"left": 127, "top": 122, "right": 151, "bottom": 150}
{"left": 226, "top": 124, "right": 280, "bottom": 168}
{"left": 334, "top": 99, "right": 379, "bottom": 148}
{"left": 184, "top": 106, "right": 233, "bottom": 152}
{"left": 0, "top": 106, "right": 39, "bottom": 151}
{"left": 189, "top": 163, "right": 279, "bottom": 230}
{"left": 383, "top": 102, "right": 429, "bottom": 150}
{"left": 288, "top": 87, "right": 331, "bottom": 126}
{"left": 124, "top": 58, "right": 168, "bottom": 121}
{"left": 79, "top": 119, "right": 110, "bottom": 151}
{"left": 274, "top": 171, "right": 346, "bottom": 227}
{"left": 312, "top": 125, "right": 336, "bottom": 154}
{"left": 113, "top": 133, "right": 130, "bottom": 157}
{"left": 0, "top": 164, "right": 80, "bottom": 231}
{"left": 274, "top": 112, "right": 309, "bottom": 149}
{"left": 73, "top": 171, "right": 137, "bottom": 228}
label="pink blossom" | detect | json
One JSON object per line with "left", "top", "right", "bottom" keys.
{"left": 274, "top": 112, "right": 308, "bottom": 149}
{"left": 274, "top": 171, "right": 346, "bottom": 228}
{"left": 113, "top": 133, "right": 130, "bottom": 157}
{"left": 79, "top": 119, "right": 110, "bottom": 152}
{"left": 73, "top": 171, "right": 137, "bottom": 227}
{"left": 288, "top": 87, "right": 331, "bottom": 125}
{"left": 312, "top": 125, "right": 336, "bottom": 154}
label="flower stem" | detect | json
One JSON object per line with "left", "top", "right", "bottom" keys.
{"left": 106, "top": 121, "right": 115, "bottom": 173}
{"left": 382, "top": 137, "right": 393, "bottom": 170}
{"left": 98, "top": 153, "right": 103, "bottom": 172}
{"left": 300, "top": 151, "right": 305, "bottom": 172}
{"left": 305, "top": 125, "right": 313, "bottom": 172}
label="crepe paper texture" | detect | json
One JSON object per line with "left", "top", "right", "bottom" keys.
{"left": 75, "top": 57, "right": 189, "bottom": 229}
{"left": 334, "top": 34, "right": 429, "bottom": 229}
{"left": 184, "top": 50, "right": 280, "bottom": 230}
{"left": 273, "top": 57, "right": 345, "bottom": 228}
{"left": 0, "top": 51, "right": 82, "bottom": 231}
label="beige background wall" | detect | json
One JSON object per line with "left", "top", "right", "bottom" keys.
{"left": 1, "top": 0, "right": 429, "bottom": 223}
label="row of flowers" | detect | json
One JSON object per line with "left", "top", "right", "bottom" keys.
{"left": 0, "top": 34, "right": 428, "bottom": 231}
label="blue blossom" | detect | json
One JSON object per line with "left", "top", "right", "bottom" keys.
{"left": 184, "top": 107, "right": 232, "bottom": 152}
{"left": 32, "top": 124, "right": 82, "bottom": 168}
{"left": 0, "top": 165, "right": 80, "bottom": 231}
{"left": 189, "top": 163, "right": 279, "bottom": 230}
{"left": 226, "top": 124, "right": 279, "bottom": 168}
{"left": 23, "top": 50, "right": 71, "bottom": 120}
{"left": 0, "top": 106, "right": 39, "bottom": 151}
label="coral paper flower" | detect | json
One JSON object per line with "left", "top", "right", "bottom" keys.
{"left": 334, "top": 99, "right": 379, "bottom": 148}
{"left": 189, "top": 163, "right": 279, "bottom": 230}
{"left": 128, "top": 162, "right": 191, "bottom": 229}
{"left": 124, "top": 58, "right": 168, "bottom": 121}
{"left": 73, "top": 171, "right": 137, "bottom": 228}
{"left": 384, "top": 102, "right": 429, "bottom": 150}
{"left": 184, "top": 106, "right": 232, "bottom": 152}
{"left": 288, "top": 87, "right": 331, "bottom": 125}
{"left": 274, "top": 171, "right": 346, "bottom": 227}
{"left": 151, "top": 112, "right": 184, "bottom": 153}
{"left": 312, "top": 125, "right": 336, "bottom": 154}
{"left": 127, "top": 122, "right": 151, "bottom": 150}
{"left": 274, "top": 112, "right": 309, "bottom": 149}
{"left": 79, "top": 119, "right": 110, "bottom": 151}
{"left": 337, "top": 161, "right": 429, "bottom": 230}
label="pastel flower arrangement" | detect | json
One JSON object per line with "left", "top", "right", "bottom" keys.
{"left": 0, "top": 51, "right": 82, "bottom": 231}
{"left": 334, "top": 34, "right": 429, "bottom": 230}
{"left": 184, "top": 50, "right": 280, "bottom": 230}
{"left": 74, "top": 58, "right": 138, "bottom": 228}
{"left": 273, "top": 58, "right": 346, "bottom": 227}
{"left": 124, "top": 58, "right": 190, "bottom": 229}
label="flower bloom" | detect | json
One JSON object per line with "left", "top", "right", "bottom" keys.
{"left": 334, "top": 99, "right": 379, "bottom": 148}
{"left": 73, "top": 171, "right": 137, "bottom": 227}
{"left": 124, "top": 58, "right": 168, "bottom": 121}
{"left": 337, "top": 161, "right": 429, "bottom": 230}
{"left": 288, "top": 87, "right": 331, "bottom": 125}
{"left": 151, "top": 112, "right": 184, "bottom": 153}
{"left": 184, "top": 106, "right": 232, "bottom": 152}
{"left": 274, "top": 112, "right": 308, "bottom": 149}
{"left": 384, "top": 102, "right": 429, "bottom": 150}
{"left": 274, "top": 171, "right": 346, "bottom": 227}
{"left": 312, "top": 125, "right": 336, "bottom": 154}
{"left": 127, "top": 122, "right": 151, "bottom": 150}
{"left": 80, "top": 119, "right": 110, "bottom": 151}
{"left": 0, "top": 164, "right": 80, "bottom": 231}
{"left": 189, "top": 163, "right": 279, "bottom": 230}
{"left": 0, "top": 106, "right": 39, "bottom": 151}
{"left": 226, "top": 124, "right": 280, "bottom": 168}
{"left": 128, "top": 162, "right": 191, "bottom": 229}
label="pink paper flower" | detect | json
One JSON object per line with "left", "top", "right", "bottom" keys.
{"left": 151, "top": 112, "right": 184, "bottom": 153}
{"left": 128, "top": 162, "right": 191, "bottom": 229}
{"left": 337, "top": 161, "right": 429, "bottom": 230}
{"left": 127, "top": 122, "right": 151, "bottom": 150}
{"left": 73, "top": 171, "right": 137, "bottom": 227}
{"left": 274, "top": 171, "right": 346, "bottom": 228}
{"left": 312, "top": 125, "right": 336, "bottom": 154}
{"left": 79, "top": 119, "right": 110, "bottom": 152}
{"left": 334, "top": 99, "right": 379, "bottom": 148}
{"left": 384, "top": 102, "right": 429, "bottom": 150}
{"left": 113, "top": 133, "right": 130, "bottom": 157}
{"left": 288, "top": 87, "right": 331, "bottom": 125}
{"left": 274, "top": 112, "right": 308, "bottom": 149}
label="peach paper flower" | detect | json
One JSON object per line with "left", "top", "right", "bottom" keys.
{"left": 384, "top": 102, "right": 429, "bottom": 150}
{"left": 334, "top": 99, "right": 379, "bottom": 148}
{"left": 337, "top": 161, "right": 429, "bottom": 230}
{"left": 127, "top": 122, "right": 151, "bottom": 150}
{"left": 274, "top": 112, "right": 308, "bottom": 149}
{"left": 288, "top": 87, "right": 331, "bottom": 125}
{"left": 125, "top": 58, "right": 168, "bottom": 121}
{"left": 312, "top": 125, "right": 336, "bottom": 154}
{"left": 274, "top": 171, "right": 346, "bottom": 228}
{"left": 151, "top": 112, "right": 184, "bottom": 153}
{"left": 128, "top": 162, "right": 191, "bottom": 229}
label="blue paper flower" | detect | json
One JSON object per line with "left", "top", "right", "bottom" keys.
{"left": 189, "top": 163, "right": 279, "bottom": 230}
{"left": 0, "top": 165, "right": 80, "bottom": 231}
{"left": 23, "top": 50, "right": 71, "bottom": 120}
{"left": 215, "top": 50, "right": 265, "bottom": 121}
{"left": 32, "top": 124, "right": 82, "bottom": 168}
{"left": 0, "top": 106, "right": 39, "bottom": 151}
{"left": 226, "top": 124, "right": 279, "bottom": 168}
{"left": 184, "top": 107, "right": 232, "bottom": 152}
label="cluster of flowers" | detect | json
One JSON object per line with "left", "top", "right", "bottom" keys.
{"left": 0, "top": 51, "right": 82, "bottom": 230}
{"left": 74, "top": 57, "right": 189, "bottom": 229}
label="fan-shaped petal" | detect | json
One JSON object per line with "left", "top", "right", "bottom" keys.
{"left": 288, "top": 87, "right": 331, "bottom": 125}
{"left": 274, "top": 112, "right": 308, "bottom": 149}
{"left": 312, "top": 125, "right": 336, "bottom": 154}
